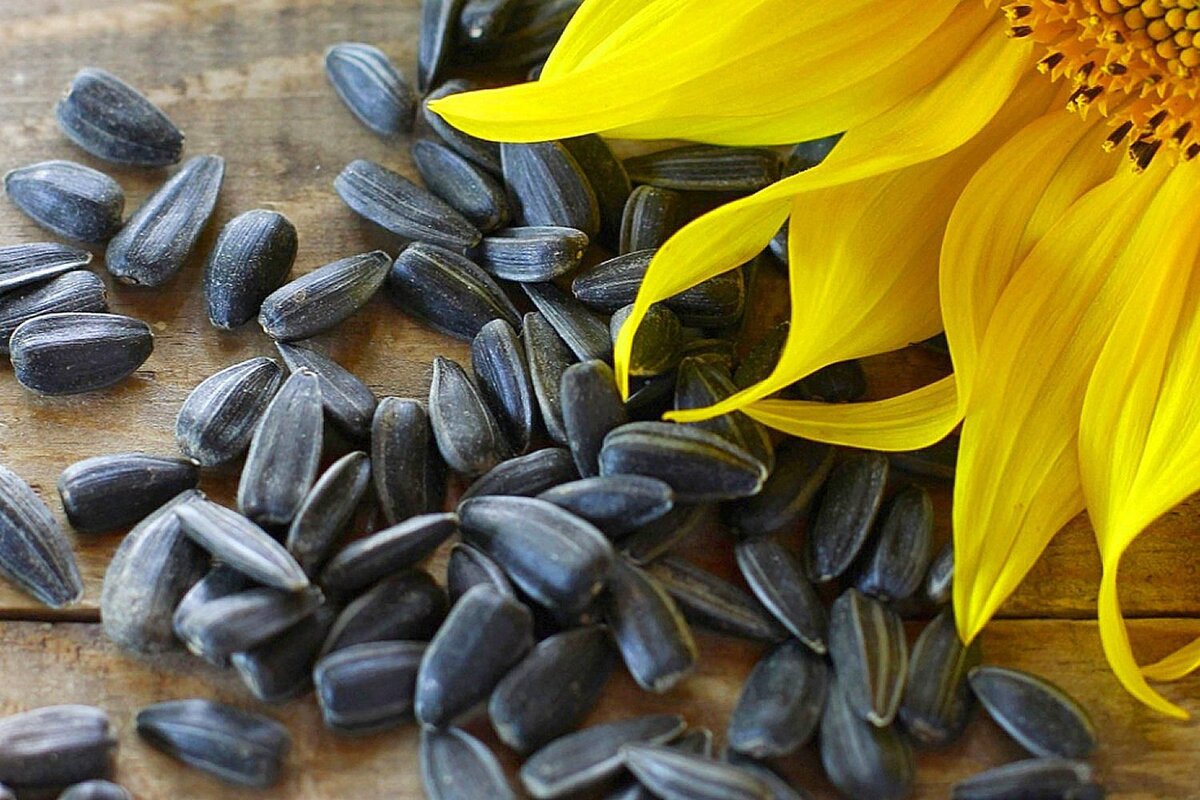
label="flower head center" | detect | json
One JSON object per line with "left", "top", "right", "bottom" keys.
{"left": 1006, "top": 0, "right": 1200, "bottom": 168}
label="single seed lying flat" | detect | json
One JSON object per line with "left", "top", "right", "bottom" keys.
{"left": 105, "top": 155, "right": 224, "bottom": 287}
{"left": 898, "top": 609, "right": 981, "bottom": 748}
{"left": 647, "top": 556, "right": 785, "bottom": 643}
{"left": 259, "top": 250, "right": 391, "bottom": 341}
{"left": 968, "top": 666, "right": 1098, "bottom": 760}
{"left": 417, "top": 0, "right": 466, "bottom": 92}
{"left": 524, "top": 281, "right": 612, "bottom": 362}
{"left": 286, "top": 451, "right": 371, "bottom": 576}
{"left": 539, "top": 475, "right": 673, "bottom": 537}
{"left": 624, "top": 145, "right": 781, "bottom": 192}
{"left": 10, "top": 312, "right": 152, "bottom": 395}
{"left": 724, "top": 438, "right": 834, "bottom": 538}
{"left": 4, "top": 160, "right": 124, "bottom": 243}
{"left": 175, "top": 357, "right": 283, "bottom": 467}
{"left": 319, "top": 513, "right": 458, "bottom": 596}
{"left": 735, "top": 537, "right": 827, "bottom": 654}
{"left": 276, "top": 341, "right": 377, "bottom": 441}
{"left": 855, "top": 484, "right": 935, "bottom": 602}
{"left": 460, "top": 447, "right": 577, "bottom": 501}
{"left": 0, "top": 270, "right": 108, "bottom": 355}
{"left": 561, "top": 359, "right": 628, "bottom": 478}
{"left": 615, "top": 304, "right": 682, "bottom": 378}
{"left": 422, "top": 727, "right": 516, "bottom": 800}
{"left": 0, "top": 705, "right": 116, "bottom": 793}
{"left": 57, "top": 779, "right": 132, "bottom": 800}
{"left": 0, "top": 463, "right": 82, "bottom": 607}
{"left": 389, "top": 241, "right": 520, "bottom": 340}
{"left": 807, "top": 452, "right": 890, "bottom": 582}
{"left": 325, "top": 42, "right": 416, "bottom": 138}
{"left": 674, "top": 356, "right": 773, "bottom": 469}
{"left": 562, "top": 134, "right": 630, "bottom": 247}
{"left": 502, "top": 141, "right": 600, "bottom": 238}
{"left": 314, "top": 640, "right": 425, "bottom": 733}
{"left": 828, "top": 588, "right": 908, "bottom": 727}
{"left": 58, "top": 453, "right": 199, "bottom": 534}
{"left": 175, "top": 500, "right": 309, "bottom": 592}
{"left": 620, "top": 185, "right": 681, "bottom": 254}
{"left": 819, "top": 680, "right": 915, "bottom": 800}
{"left": 950, "top": 758, "right": 1102, "bottom": 800}
{"left": 371, "top": 398, "right": 444, "bottom": 525}
{"left": 412, "top": 138, "right": 510, "bottom": 232}
{"left": 571, "top": 250, "right": 745, "bottom": 326}
{"left": 175, "top": 586, "right": 323, "bottom": 661}
{"left": 320, "top": 570, "right": 447, "bottom": 654}
{"left": 621, "top": 744, "right": 771, "bottom": 800}
{"left": 204, "top": 209, "right": 298, "bottom": 330}
{"left": 602, "top": 557, "right": 697, "bottom": 693}
{"left": 728, "top": 640, "right": 829, "bottom": 759}
{"left": 231, "top": 605, "right": 336, "bottom": 704}
{"left": 0, "top": 243, "right": 92, "bottom": 293}
{"left": 136, "top": 699, "right": 290, "bottom": 788}
{"left": 429, "top": 356, "right": 509, "bottom": 476}
{"left": 524, "top": 311, "right": 575, "bottom": 443}
{"left": 620, "top": 503, "right": 711, "bottom": 566}
{"left": 475, "top": 226, "right": 588, "bottom": 283}
{"left": 472, "top": 319, "right": 538, "bottom": 454}
{"left": 422, "top": 80, "right": 502, "bottom": 174}
{"left": 55, "top": 68, "right": 183, "bottom": 166}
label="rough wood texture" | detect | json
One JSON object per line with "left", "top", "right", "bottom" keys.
{"left": 0, "top": 1, "right": 1196, "bottom": 798}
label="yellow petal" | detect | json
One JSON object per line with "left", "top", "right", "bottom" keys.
{"left": 1144, "top": 640, "right": 1200, "bottom": 683}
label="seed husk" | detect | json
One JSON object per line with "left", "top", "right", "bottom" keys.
{"left": 335, "top": 159, "right": 481, "bottom": 251}
{"left": 4, "top": 160, "right": 124, "bottom": 243}
{"left": 472, "top": 318, "right": 538, "bottom": 454}
{"left": 524, "top": 281, "right": 613, "bottom": 362}
{"left": 520, "top": 714, "right": 685, "bottom": 800}
{"left": 898, "top": 609, "right": 981, "bottom": 748}
{"left": 57, "top": 779, "right": 132, "bottom": 800}
{"left": 615, "top": 303, "right": 682, "bottom": 378}
{"left": 175, "top": 500, "right": 309, "bottom": 592}
{"left": 968, "top": 665, "right": 1098, "bottom": 759}
{"left": 458, "top": 0, "right": 520, "bottom": 43}
{"left": 475, "top": 226, "right": 588, "bottom": 282}
{"left": 460, "top": 447, "right": 577, "bottom": 501}
{"left": 0, "top": 463, "right": 83, "bottom": 607}
{"left": 524, "top": 312, "right": 575, "bottom": 443}
{"left": 325, "top": 42, "right": 416, "bottom": 138}
{"left": 558, "top": 359, "right": 627, "bottom": 478}
{"left": 318, "top": 512, "right": 458, "bottom": 597}
{"left": 422, "top": 80, "right": 502, "bottom": 175}
{"left": 0, "top": 243, "right": 92, "bottom": 294}
{"left": 415, "top": 583, "right": 534, "bottom": 726}
{"left": 647, "top": 556, "right": 785, "bottom": 643}
{"left": 421, "top": 726, "right": 516, "bottom": 800}
{"left": 602, "top": 556, "right": 697, "bottom": 693}
{"left": 562, "top": 134, "right": 631, "bottom": 247}
{"left": 674, "top": 356, "right": 773, "bottom": 470}
{"left": 313, "top": 640, "right": 425, "bottom": 733}
{"left": 807, "top": 452, "right": 890, "bottom": 583}
{"left": 0, "top": 270, "right": 108, "bottom": 355}
{"left": 0, "top": 705, "right": 116, "bottom": 793}
{"left": 135, "top": 699, "right": 290, "bottom": 788}
{"left": 724, "top": 438, "right": 835, "bottom": 538}
{"left": 175, "top": 357, "right": 283, "bottom": 467}
{"left": 203, "top": 209, "right": 298, "bottom": 330}
{"left": 10, "top": 312, "right": 152, "bottom": 396}
{"left": 57, "top": 452, "right": 199, "bottom": 534}
{"left": 105, "top": 155, "right": 224, "bottom": 287}
{"left": 490, "top": 625, "right": 617, "bottom": 753}
{"left": 430, "top": 356, "right": 509, "bottom": 476}
{"left": 259, "top": 250, "right": 391, "bottom": 341}
{"left": 286, "top": 451, "right": 372, "bottom": 576}
{"left": 734, "top": 536, "right": 827, "bottom": 654}
{"left": 855, "top": 484, "right": 935, "bottom": 602}
{"left": 175, "top": 586, "right": 324, "bottom": 661}
{"left": 418, "top": 0, "right": 467, "bottom": 93}
{"left": 55, "top": 68, "right": 183, "bottom": 166}
{"left": 388, "top": 241, "right": 520, "bottom": 340}
{"left": 622, "top": 744, "right": 771, "bottom": 800}
{"left": 231, "top": 604, "right": 337, "bottom": 704}
{"left": 828, "top": 588, "right": 908, "bottom": 727}
{"left": 923, "top": 541, "right": 954, "bottom": 606}
{"left": 620, "top": 184, "right": 683, "bottom": 255}
{"left": 171, "top": 565, "right": 253, "bottom": 664}
{"left": 819, "top": 679, "right": 915, "bottom": 800}
{"left": 321, "top": 569, "right": 448, "bottom": 654}
{"left": 539, "top": 475, "right": 673, "bottom": 537}
{"left": 447, "top": 543, "right": 514, "bottom": 602}
{"left": 621, "top": 503, "right": 711, "bottom": 566}
{"left": 950, "top": 758, "right": 1103, "bottom": 800}
{"left": 623, "top": 145, "right": 781, "bottom": 192}
{"left": 728, "top": 640, "right": 829, "bottom": 759}
{"left": 370, "top": 397, "right": 445, "bottom": 525}
{"left": 502, "top": 141, "right": 601, "bottom": 238}
{"left": 412, "top": 138, "right": 510, "bottom": 232}
{"left": 276, "top": 341, "right": 377, "bottom": 441}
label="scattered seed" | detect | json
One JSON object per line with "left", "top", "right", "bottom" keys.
{"left": 502, "top": 141, "right": 600, "bottom": 238}
{"left": 276, "top": 341, "right": 377, "bottom": 441}
{"left": 524, "top": 281, "right": 612, "bottom": 362}
{"left": 325, "top": 42, "right": 416, "bottom": 138}
{"left": 539, "top": 475, "right": 673, "bottom": 538}
{"left": 231, "top": 605, "right": 337, "bottom": 705}
{"left": 474, "top": 226, "right": 588, "bottom": 282}
{"left": 674, "top": 355, "right": 773, "bottom": 470}
{"left": 855, "top": 484, "right": 934, "bottom": 602}
{"left": 572, "top": 249, "right": 744, "bottom": 326}
{"left": 624, "top": 145, "right": 781, "bottom": 192}
{"left": 258, "top": 250, "right": 391, "bottom": 341}
{"left": 828, "top": 588, "right": 908, "bottom": 727}
{"left": 175, "top": 586, "right": 323, "bottom": 661}
{"left": 615, "top": 303, "right": 682, "bottom": 378}
{"left": 57, "top": 452, "right": 199, "bottom": 534}
{"left": 819, "top": 679, "right": 915, "bottom": 800}
{"left": 622, "top": 744, "right": 771, "bottom": 800}
{"left": 175, "top": 357, "right": 283, "bottom": 467}
{"left": 0, "top": 463, "right": 83, "bottom": 607}
{"left": 421, "top": 726, "right": 517, "bottom": 800}
{"left": 561, "top": 359, "right": 628, "bottom": 478}
{"left": 55, "top": 68, "right": 183, "bottom": 166}
{"left": 0, "top": 242, "right": 92, "bottom": 293}
{"left": 430, "top": 356, "right": 509, "bottom": 476}
{"left": 729, "top": 640, "right": 829, "bottom": 758}
{"left": 412, "top": 138, "right": 510, "bottom": 232}
{"left": 286, "top": 451, "right": 372, "bottom": 576}
{"left": 0, "top": 705, "right": 116, "bottom": 794}
{"left": 472, "top": 319, "right": 538, "bottom": 454}
{"left": 4, "top": 160, "right": 124, "bottom": 243}
{"left": 621, "top": 185, "right": 682, "bottom": 254}
{"left": 460, "top": 447, "right": 577, "bottom": 501}
{"left": 10, "top": 312, "right": 153, "bottom": 396}
{"left": 0, "top": 270, "right": 108, "bottom": 355}
{"left": 418, "top": 0, "right": 466, "bottom": 93}
{"left": 171, "top": 565, "right": 253, "bottom": 666}
{"left": 446, "top": 542, "right": 514, "bottom": 603}
{"left": 724, "top": 438, "right": 834, "bottom": 538}
{"left": 524, "top": 311, "right": 576, "bottom": 443}
{"left": 721, "top": 752, "right": 814, "bottom": 800}
{"left": 319, "top": 512, "right": 458, "bottom": 597}
{"left": 602, "top": 556, "right": 697, "bottom": 693}
{"left": 203, "top": 209, "right": 298, "bottom": 330}
{"left": 807, "top": 452, "right": 889, "bottom": 583}
{"left": 950, "top": 758, "right": 1103, "bottom": 800}
{"left": 787, "top": 359, "right": 867, "bottom": 403}
{"left": 321, "top": 570, "right": 447, "bottom": 654}
{"left": 734, "top": 537, "right": 827, "bottom": 654}
{"left": 898, "top": 609, "right": 980, "bottom": 748}
{"left": 968, "top": 666, "right": 1098, "bottom": 760}
{"left": 175, "top": 499, "right": 309, "bottom": 592}
{"left": 388, "top": 241, "right": 520, "bottom": 340}
{"left": 371, "top": 397, "right": 444, "bottom": 525}
{"left": 314, "top": 640, "right": 425, "bottom": 733}
{"left": 647, "top": 556, "right": 785, "bottom": 643}
{"left": 562, "top": 134, "right": 631, "bottom": 247}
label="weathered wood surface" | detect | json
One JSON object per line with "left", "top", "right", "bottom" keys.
{"left": 0, "top": 0, "right": 1196, "bottom": 798}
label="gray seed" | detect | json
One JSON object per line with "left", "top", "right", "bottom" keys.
{"left": 562, "top": 135, "right": 631, "bottom": 247}
{"left": 602, "top": 557, "right": 697, "bottom": 693}
{"left": 524, "top": 312, "right": 575, "bottom": 443}
{"left": 258, "top": 250, "right": 391, "bottom": 341}
{"left": 231, "top": 604, "right": 337, "bottom": 704}
{"left": 856, "top": 484, "right": 934, "bottom": 602}
{"left": 735, "top": 537, "right": 827, "bottom": 653}
{"left": 898, "top": 609, "right": 980, "bottom": 748}
{"left": 175, "top": 586, "right": 323, "bottom": 661}
{"left": 621, "top": 503, "right": 710, "bottom": 566}
{"left": 890, "top": 435, "right": 958, "bottom": 482}
{"left": 0, "top": 270, "right": 108, "bottom": 355}
{"left": 624, "top": 145, "right": 781, "bottom": 192}
{"left": 286, "top": 451, "right": 372, "bottom": 576}
{"left": 0, "top": 243, "right": 92, "bottom": 294}
{"left": 620, "top": 185, "right": 682, "bottom": 255}
{"left": 10, "top": 312, "right": 152, "bottom": 396}
{"left": 923, "top": 541, "right": 954, "bottom": 606}
{"left": 819, "top": 679, "right": 915, "bottom": 800}
{"left": 55, "top": 68, "right": 183, "bottom": 166}
{"left": 57, "top": 452, "right": 199, "bottom": 534}
{"left": 105, "top": 155, "right": 224, "bottom": 287}
{"left": 502, "top": 141, "right": 600, "bottom": 238}
{"left": 175, "top": 357, "right": 283, "bottom": 467}
{"left": 416, "top": 583, "right": 534, "bottom": 726}
{"left": 203, "top": 209, "right": 298, "bottom": 330}
{"left": 276, "top": 342, "right": 377, "bottom": 441}
{"left": 175, "top": 500, "right": 309, "bottom": 591}
{"left": 561, "top": 359, "right": 628, "bottom": 477}
{"left": 614, "top": 303, "right": 682, "bottom": 378}
{"left": 475, "top": 226, "right": 588, "bottom": 282}
{"left": 472, "top": 318, "right": 538, "bottom": 454}
{"left": 0, "top": 464, "right": 83, "bottom": 607}
{"left": 728, "top": 640, "right": 828, "bottom": 758}
{"left": 370, "top": 397, "right": 444, "bottom": 525}
{"left": 422, "top": 80, "right": 502, "bottom": 175}
{"left": 785, "top": 135, "right": 842, "bottom": 175}
{"left": 335, "top": 159, "right": 480, "bottom": 251}
{"left": 828, "top": 588, "right": 908, "bottom": 727}
{"left": 447, "top": 543, "right": 513, "bottom": 602}
{"left": 951, "top": 758, "right": 1103, "bottom": 800}
{"left": 674, "top": 355, "right": 773, "bottom": 469}
{"left": 0, "top": 705, "right": 116, "bottom": 793}
{"left": 319, "top": 513, "right": 458, "bottom": 597}
{"left": 135, "top": 699, "right": 290, "bottom": 788}
{"left": 422, "top": 727, "right": 516, "bottom": 800}
{"left": 460, "top": 447, "right": 577, "bottom": 501}
{"left": 723, "top": 438, "right": 834, "bottom": 538}
{"left": 622, "top": 744, "right": 771, "bottom": 800}
{"left": 647, "top": 556, "right": 785, "bottom": 643}
{"left": 412, "top": 138, "right": 510, "bottom": 232}
{"left": 807, "top": 452, "right": 889, "bottom": 582}
{"left": 459, "top": 0, "right": 520, "bottom": 43}
{"left": 539, "top": 475, "right": 673, "bottom": 537}
{"left": 4, "top": 160, "right": 123, "bottom": 243}
{"left": 418, "top": 0, "right": 467, "bottom": 93}
{"left": 490, "top": 625, "right": 617, "bottom": 753}
{"left": 325, "top": 42, "right": 416, "bottom": 138}
{"left": 172, "top": 565, "right": 253, "bottom": 664}
{"left": 237, "top": 369, "right": 323, "bottom": 526}
{"left": 57, "top": 779, "right": 132, "bottom": 800}
{"left": 524, "top": 281, "right": 613, "bottom": 361}
{"left": 313, "top": 640, "right": 425, "bottom": 733}
{"left": 320, "top": 570, "right": 447, "bottom": 654}
{"left": 520, "top": 714, "right": 685, "bottom": 800}
{"left": 388, "top": 241, "right": 520, "bottom": 340}
{"left": 430, "top": 356, "right": 509, "bottom": 476}
{"left": 969, "top": 666, "right": 1097, "bottom": 759}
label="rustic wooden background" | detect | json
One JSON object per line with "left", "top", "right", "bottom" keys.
{"left": 0, "top": 1, "right": 1196, "bottom": 798}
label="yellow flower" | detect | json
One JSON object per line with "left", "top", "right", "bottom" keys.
{"left": 432, "top": 0, "right": 1200, "bottom": 717}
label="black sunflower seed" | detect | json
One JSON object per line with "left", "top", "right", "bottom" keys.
{"left": 0, "top": 270, "right": 108, "bottom": 355}
{"left": 620, "top": 185, "right": 682, "bottom": 254}
{"left": 388, "top": 241, "right": 520, "bottom": 340}
{"left": 175, "top": 499, "right": 309, "bottom": 591}
{"left": 320, "top": 570, "right": 447, "bottom": 655}
{"left": 734, "top": 536, "right": 827, "bottom": 654}
{"left": 174, "top": 586, "right": 323, "bottom": 661}
{"left": 325, "top": 42, "right": 416, "bottom": 138}
{"left": 430, "top": 356, "right": 510, "bottom": 476}
{"left": 231, "top": 604, "right": 336, "bottom": 705}
{"left": 621, "top": 503, "right": 711, "bottom": 566}
{"left": 647, "top": 556, "right": 784, "bottom": 643}
{"left": 623, "top": 145, "right": 781, "bottom": 192}
{"left": 723, "top": 438, "right": 835, "bottom": 538}
{"left": 524, "top": 281, "right": 613, "bottom": 362}
{"left": 446, "top": 543, "right": 514, "bottom": 602}
{"left": 55, "top": 68, "right": 183, "bottom": 166}
{"left": 9, "top": 312, "right": 152, "bottom": 396}
{"left": 458, "top": 0, "right": 520, "bottom": 44}
{"left": 819, "top": 679, "right": 915, "bottom": 800}
{"left": 560, "top": 359, "right": 628, "bottom": 478}
{"left": 475, "top": 226, "right": 589, "bottom": 282}
{"left": 807, "top": 452, "right": 890, "bottom": 583}
{"left": 828, "top": 588, "right": 908, "bottom": 727}
{"left": 562, "top": 134, "right": 630, "bottom": 247}
{"left": 57, "top": 452, "right": 199, "bottom": 533}
{"left": 968, "top": 666, "right": 1098, "bottom": 759}
{"left": 602, "top": 557, "right": 697, "bottom": 693}
{"left": 674, "top": 355, "right": 773, "bottom": 470}
{"left": 539, "top": 475, "right": 673, "bottom": 537}
{"left": 785, "top": 135, "right": 842, "bottom": 175}
{"left": 728, "top": 640, "right": 829, "bottom": 759}
{"left": 615, "top": 304, "right": 682, "bottom": 378}
{"left": 460, "top": 447, "right": 577, "bottom": 501}
{"left": 0, "top": 242, "right": 92, "bottom": 293}
{"left": 472, "top": 318, "right": 538, "bottom": 454}
{"left": 174, "top": 357, "right": 283, "bottom": 467}
{"left": 0, "top": 464, "right": 83, "bottom": 608}
{"left": 276, "top": 341, "right": 377, "bottom": 441}
{"left": 258, "top": 250, "right": 391, "bottom": 342}
{"left": 418, "top": 0, "right": 467, "bottom": 93}
{"left": 4, "top": 160, "right": 124, "bottom": 243}
{"left": 171, "top": 565, "right": 253, "bottom": 666}
{"left": 318, "top": 512, "right": 458, "bottom": 597}
{"left": 421, "top": 727, "right": 517, "bottom": 800}
{"left": 524, "top": 311, "right": 576, "bottom": 444}
{"left": 314, "top": 640, "right": 425, "bottom": 733}
{"left": 950, "top": 758, "right": 1102, "bottom": 800}
{"left": 203, "top": 209, "right": 298, "bottom": 330}
{"left": 412, "top": 138, "right": 510, "bottom": 232}
{"left": 621, "top": 744, "right": 772, "bottom": 800}
{"left": 422, "top": 80, "right": 502, "bottom": 175}
{"left": 286, "top": 450, "right": 372, "bottom": 576}
{"left": 855, "top": 484, "right": 935, "bottom": 602}
{"left": 502, "top": 141, "right": 600, "bottom": 238}
{"left": 898, "top": 609, "right": 981, "bottom": 748}
{"left": 0, "top": 705, "right": 116, "bottom": 793}
{"left": 371, "top": 397, "right": 445, "bottom": 525}
{"left": 57, "top": 779, "right": 132, "bottom": 800}
{"left": 923, "top": 541, "right": 954, "bottom": 606}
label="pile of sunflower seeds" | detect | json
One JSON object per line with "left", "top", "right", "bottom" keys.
{"left": 0, "top": 2, "right": 1106, "bottom": 799}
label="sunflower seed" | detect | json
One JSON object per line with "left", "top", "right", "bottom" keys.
{"left": 625, "top": 378, "right": 681, "bottom": 424}
{"left": 422, "top": 80, "right": 502, "bottom": 175}
{"left": 621, "top": 503, "right": 710, "bottom": 565}
{"left": 647, "top": 556, "right": 784, "bottom": 643}
{"left": 969, "top": 666, "right": 1097, "bottom": 759}
{"left": 562, "top": 135, "right": 630, "bottom": 247}
{"left": 557, "top": 359, "right": 629, "bottom": 479}
{"left": 0, "top": 705, "right": 116, "bottom": 793}
{"left": 674, "top": 356, "right": 773, "bottom": 469}
{"left": 418, "top": 0, "right": 466, "bottom": 92}
{"left": 524, "top": 281, "right": 612, "bottom": 362}
{"left": 389, "top": 241, "right": 520, "bottom": 339}
{"left": 680, "top": 338, "right": 736, "bottom": 372}
{"left": 319, "top": 512, "right": 458, "bottom": 596}
{"left": 286, "top": 451, "right": 371, "bottom": 576}
{"left": 58, "top": 453, "right": 199, "bottom": 534}
{"left": 416, "top": 583, "right": 534, "bottom": 726}
{"left": 923, "top": 541, "right": 954, "bottom": 606}
{"left": 897, "top": 609, "right": 980, "bottom": 748}
{"left": 422, "top": 727, "right": 515, "bottom": 800}
{"left": 175, "top": 586, "right": 323, "bottom": 661}
{"left": 525, "top": 312, "right": 576, "bottom": 443}
{"left": 472, "top": 319, "right": 538, "bottom": 454}
{"left": 502, "top": 142, "right": 600, "bottom": 238}
{"left": 724, "top": 438, "right": 834, "bottom": 538}
{"left": 175, "top": 357, "right": 283, "bottom": 466}
{"left": 459, "top": 0, "right": 520, "bottom": 43}
{"left": 951, "top": 758, "right": 1103, "bottom": 800}
{"left": 720, "top": 752, "right": 814, "bottom": 800}
{"left": 10, "top": 312, "right": 152, "bottom": 395}
{"left": 321, "top": 570, "right": 447, "bottom": 654}
{"left": 203, "top": 209, "right": 298, "bottom": 330}
{"left": 734, "top": 537, "right": 827, "bottom": 653}
{"left": 620, "top": 185, "right": 682, "bottom": 254}
{"left": 490, "top": 625, "right": 617, "bottom": 753}
{"left": 58, "top": 780, "right": 132, "bottom": 800}
{"left": 829, "top": 588, "right": 908, "bottom": 726}
{"left": 136, "top": 699, "right": 290, "bottom": 788}
{"left": 0, "top": 243, "right": 92, "bottom": 293}
{"left": 430, "top": 356, "right": 509, "bottom": 475}
{"left": 728, "top": 641, "right": 828, "bottom": 759}
{"left": 459, "top": 496, "right": 614, "bottom": 612}
{"left": 856, "top": 484, "right": 934, "bottom": 602}
{"left": 0, "top": 270, "right": 108, "bottom": 354}
{"left": 231, "top": 604, "right": 337, "bottom": 704}
{"left": 807, "top": 452, "right": 889, "bottom": 582}
{"left": 4, "top": 160, "right": 124, "bottom": 243}
{"left": 314, "top": 640, "right": 425, "bottom": 733}
{"left": 370, "top": 397, "right": 445, "bottom": 525}
{"left": 460, "top": 447, "right": 577, "bottom": 501}
{"left": 258, "top": 250, "right": 391, "bottom": 341}
{"left": 237, "top": 369, "right": 322, "bottom": 524}
{"left": 890, "top": 435, "right": 958, "bottom": 482}
{"left": 621, "top": 744, "right": 770, "bottom": 800}
{"left": 614, "top": 304, "right": 682, "bottom": 378}
{"left": 520, "top": 714, "right": 685, "bottom": 800}
{"left": 335, "top": 159, "right": 481, "bottom": 251}
{"left": 55, "top": 68, "right": 183, "bottom": 166}
{"left": 602, "top": 557, "right": 697, "bottom": 692}
{"left": 175, "top": 500, "right": 309, "bottom": 591}
{"left": 539, "top": 476, "right": 673, "bottom": 537}
{"left": 172, "top": 565, "right": 253, "bottom": 664}
{"left": 412, "top": 138, "right": 510, "bottom": 232}
{"left": 105, "top": 155, "right": 224, "bottom": 286}
{"left": 819, "top": 679, "right": 915, "bottom": 800}
{"left": 325, "top": 42, "right": 416, "bottom": 138}
{"left": 475, "top": 0, "right": 582, "bottom": 69}
{"left": 787, "top": 359, "right": 867, "bottom": 403}
{"left": 0, "top": 464, "right": 83, "bottom": 607}
{"left": 624, "top": 146, "right": 781, "bottom": 192}
{"left": 275, "top": 342, "right": 376, "bottom": 441}
{"left": 447, "top": 543, "right": 514, "bottom": 602}
{"left": 475, "top": 226, "right": 588, "bottom": 282}
{"left": 785, "top": 135, "right": 842, "bottom": 175}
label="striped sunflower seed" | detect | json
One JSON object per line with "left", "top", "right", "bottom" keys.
{"left": 231, "top": 605, "right": 337, "bottom": 704}
{"left": 105, "top": 155, "right": 224, "bottom": 286}
{"left": 728, "top": 640, "right": 829, "bottom": 759}
{"left": 0, "top": 463, "right": 83, "bottom": 607}
{"left": 828, "top": 588, "right": 908, "bottom": 727}
{"left": 203, "top": 209, "right": 298, "bottom": 330}
{"left": 968, "top": 666, "right": 1098, "bottom": 759}
{"left": 562, "top": 134, "right": 631, "bottom": 247}
{"left": 58, "top": 453, "right": 199, "bottom": 534}
{"left": 890, "top": 435, "right": 958, "bottom": 482}
{"left": 680, "top": 338, "right": 736, "bottom": 372}
{"left": 416, "top": 583, "right": 534, "bottom": 726}
{"left": 923, "top": 541, "right": 954, "bottom": 606}
{"left": 561, "top": 359, "right": 629, "bottom": 477}
{"left": 615, "top": 304, "right": 682, "bottom": 378}
{"left": 430, "top": 356, "right": 509, "bottom": 476}
{"left": 602, "top": 557, "right": 697, "bottom": 692}
{"left": 313, "top": 640, "right": 425, "bottom": 733}
{"left": 620, "top": 185, "right": 682, "bottom": 254}
{"left": 475, "top": 226, "right": 588, "bottom": 282}
{"left": 136, "top": 699, "right": 290, "bottom": 788}
{"left": 502, "top": 142, "right": 600, "bottom": 238}
{"left": 819, "top": 679, "right": 915, "bottom": 800}
{"left": 898, "top": 609, "right": 980, "bottom": 748}
{"left": 624, "top": 145, "right": 781, "bottom": 192}
{"left": 171, "top": 565, "right": 252, "bottom": 665}
{"left": 370, "top": 397, "right": 445, "bottom": 525}
{"left": 175, "top": 586, "right": 323, "bottom": 661}
{"left": 621, "top": 503, "right": 711, "bottom": 565}
{"left": 951, "top": 758, "right": 1102, "bottom": 800}
{"left": 647, "top": 556, "right": 785, "bottom": 643}
{"left": 539, "top": 475, "right": 673, "bottom": 537}
{"left": 422, "top": 80, "right": 502, "bottom": 175}
{"left": 412, "top": 138, "right": 510, "bottom": 232}
{"left": 175, "top": 357, "right": 283, "bottom": 467}
{"left": 10, "top": 312, "right": 152, "bottom": 395}
{"left": 4, "top": 160, "right": 123, "bottom": 243}
{"left": 460, "top": 447, "right": 577, "bottom": 501}
{"left": 422, "top": 727, "right": 516, "bottom": 800}
{"left": 417, "top": 0, "right": 466, "bottom": 93}
{"left": 0, "top": 242, "right": 92, "bottom": 293}
{"left": 0, "top": 270, "right": 108, "bottom": 354}
{"left": 286, "top": 451, "right": 371, "bottom": 576}
{"left": 855, "top": 484, "right": 935, "bottom": 602}
{"left": 320, "top": 570, "right": 448, "bottom": 654}
{"left": 622, "top": 744, "right": 771, "bottom": 800}
{"left": 175, "top": 500, "right": 309, "bottom": 591}
{"left": 609, "top": 729, "right": 712, "bottom": 800}
{"left": 674, "top": 356, "right": 773, "bottom": 470}
{"left": 524, "top": 281, "right": 612, "bottom": 362}
{"left": 447, "top": 543, "right": 514, "bottom": 604}
{"left": 524, "top": 311, "right": 575, "bottom": 443}
{"left": 807, "top": 452, "right": 890, "bottom": 582}
{"left": 335, "top": 159, "right": 480, "bottom": 251}
{"left": 735, "top": 537, "right": 827, "bottom": 654}
{"left": 58, "top": 779, "right": 132, "bottom": 800}
{"left": 472, "top": 319, "right": 538, "bottom": 454}
{"left": 55, "top": 68, "right": 183, "bottom": 166}
{"left": 258, "top": 250, "right": 391, "bottom": 341}
{"left": 0, "top": 705, "right": 116, "bottom": 794}
{"left": 723, "top": 438, "right": 834, "bottom": 538}
{"left": 388, "top": 241, "right": 520, "bottom": 340}
{"left": 276, "top": 341, "right": 377, "bottom": 441}
{"left": 459, "top": 0, "right": 520, "bottom": 43}
{"left": 318, "top": 512, "right": 458, "bottom": 596}
{"left": 325, "top": 42, "right": 416, "bottom": 138}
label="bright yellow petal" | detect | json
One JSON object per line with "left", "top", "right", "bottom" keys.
{"left": 1144, "top": 640, "right": 1200, "bottom": 683}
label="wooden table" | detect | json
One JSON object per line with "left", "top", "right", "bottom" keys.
{"left": 0, "top": 1, "right": 1197, "bottom": 797}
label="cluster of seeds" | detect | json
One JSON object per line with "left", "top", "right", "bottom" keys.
{"left": 0, "top": 2, "right": 1109, "bottom": 798}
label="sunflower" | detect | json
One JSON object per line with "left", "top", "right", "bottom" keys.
{"left": 431, "top": 0, "right": 1200, "bottom": 717}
